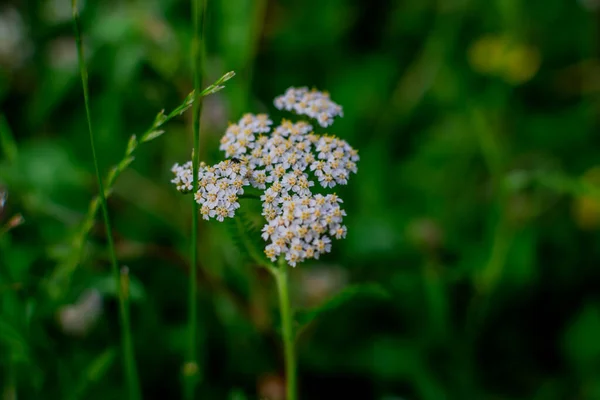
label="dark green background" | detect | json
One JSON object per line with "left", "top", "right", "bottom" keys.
{"left": 1, "top": 0, "right": 600, "bottom": 399}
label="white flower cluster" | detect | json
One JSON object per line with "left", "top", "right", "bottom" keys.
{"left": 219, "top": 113, "right": 273, "bottom": 158}
{"left": 313, "top": 135, "right": 359, "bottom": 188}
{"left": 171, "top": 159, "right": 249, "bottom": 221}
{"left": 171, "top": 87, "right": 358, "bottom": 266}
{"left": 171, "top": 161, "right": 194, "bottom": 193}
{"left": 58, "top": 289, "right": 103, "bottom": 337}
{"left": 261, "top": 194, "right": 346, "bottom": 266}
{"left": 274, "top": 87, "right": 343, "bottom": 127}
{"left": 0, "top": 7, "right": 32, "bottom": 70}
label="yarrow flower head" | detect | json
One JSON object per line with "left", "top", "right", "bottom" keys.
{"left": 261, "top": 194, "right": 346, "bottom": 267}
{"left": 171, "top": 87, "right": 358, "bottom": 266}
{"left": 219, "top": 113, "right": 273, "bottom": 158}
{"left": 171, "top": 159, "right": 249, "bottom": 221}
{"left": 274, "top": 87, "right": 343, "bottom": 127}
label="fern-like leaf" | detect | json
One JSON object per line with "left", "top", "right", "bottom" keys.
{"left": 224, "top": 203, "right": 271, "bottom": 269}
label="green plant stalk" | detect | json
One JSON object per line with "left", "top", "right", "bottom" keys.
{"left": 119, "top": 268, "right": 138, "bottom": 400}
{"left": 4, "top": 361, "right": 16, "bottom": 400}
{"left": 0, "top": 114, "right": 18, "bottom": 163}
{"left": 467, "top": 105, "right": 515, "bottom": 337}
{"left": 274, "top": 257, "right": 297, "bottom": 400}
{"left": 472, "top": 106, "right": 512, "bottom": 295}
{"left": 71, "top": 2, "right": 141, "bottom": 399}
{"left": 185, "top": 0, "right": 207, "bottom": 396}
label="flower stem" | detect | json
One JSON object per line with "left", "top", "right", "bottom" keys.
{"left": 186, "top": 0, "right": 206, "bottom": 397}
{"left": 4, "top": 362, "right": 16, "bottom": 400}
{"left": 239, "top": 193, "right": 261, "bottom": 200}
{"left": 71, "top": 2, "right": 141, "bottom": 399}
{"left": 274, "top": 258, "right": 297, "bottom": 400}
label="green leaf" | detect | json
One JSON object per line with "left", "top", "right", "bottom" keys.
{"left": 141, "top": 130, "right": 165, "bottom": 143}
{"left": 224, "top": 205, "right": 271, "bottom": 269}
{"left": 93, "top": 273, "right": 145, "bottom": 302}
{"left": 86, "top": 348, "right": 117, "bottom": 382}
{"left": 125, "top": 135, "right": 137, "bottom": 155}
{"left": 0, "top": 114, "right": 18, "bottom": 162}
{"left": 227, "top": 389, "right": 248, "bottom": 400}
{"left": 0, "top": 318, "right": 24, "bottom": 345}
{"left": 105, "top": 167, "right": 118, "bottom": 187}
{"left": 70, "top": 348, "right": 117, "bottom": 400}
{"left": 536, "top": 172, "right": 600, "bottom": 201}
{"left": 563, "top": 304, "right": 600, "bottom": 371}
{"left": 152, "top": 109, "right": 167, "bottom": 127}
{"left": 117, "top": 156, "right": 135, "bottom": 173}
{"left": 295, "top": 283, "right": 390, "bottom": 328}
{"left": 168, "top": 103, "right": 193, "bottom": 119}
{"left": 0, "top": 318, "right": 30, "bottom": 363}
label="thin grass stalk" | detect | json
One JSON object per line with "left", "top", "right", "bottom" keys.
{"left": 274, "top": 257, "right": 297, "bottom": 400}
{"left": 4, "top": 362, "right": 16, "bottom": 400}
{"left": 185, "top": 0, "right": 207, "bottom": 397}
{"left": 71, "top": 2, "right": 141, "bottom": 399}
{"left": 48, "top": 77, "right": 231, "bottom": 296}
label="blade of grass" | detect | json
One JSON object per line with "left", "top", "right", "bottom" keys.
{"left": 185, "top": 0, "right": 207, "bottom": 397}
{"left": 71, "top": 2, "right": 141, "bottom": 399}
{"left": 3, "top": 362, "right": 17, "bottom": 400}
{"left": 466, "top": 104, "right": 514, "bottom": 338}
{"left": 69, "top": 348, "right": 117, "bottom": 400}
{"left": 0, "top": 114, "right": 18, "bottom": 163}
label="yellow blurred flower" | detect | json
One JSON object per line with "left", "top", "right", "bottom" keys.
{"left": 468, "top": 35, "right": 506, "bottom": 75}
{"left": 504, "top": 45, "right": 541, "bottom": 84}
{"left": 468, "top": 34, "right": 541, "bottom": 85}
{"left": 572, "top": 167, "right": 600, "bottom": 230}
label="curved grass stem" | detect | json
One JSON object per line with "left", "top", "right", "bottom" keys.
{"left": 185, "top": 0, "right": 207, "bottom": 397}
{"left": 48, "top": 73, "right": 234, "bottom": 297}
{"left": 71, "top": 2, "right": 141, "bottom": 399}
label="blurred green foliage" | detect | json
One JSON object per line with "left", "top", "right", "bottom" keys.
{"left": 1, "top": 0, "right": 600, "bottom": 399}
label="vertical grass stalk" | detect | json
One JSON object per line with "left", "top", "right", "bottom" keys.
{"left": 4, "top": 362, "right": 16, "bottom": 400}
{"left": 274, "top": 258, "right": 297, "bottom": 400}
{"left": 71, "top": 2, "right": 141, "bottom": 399}
{"left": 185, "top": 0, "right": 206, "bottom": 397}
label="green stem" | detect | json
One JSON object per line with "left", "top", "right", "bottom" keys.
{"left": 467, "top": 104, "right": 513, "bottom": 337}
{"left": 119, "top": 268, "right": 138, "bottom": 400}
{"left": 274, "top": 258, "right": 297, "bottom": 400}
{"left": 185, "top": 0, "right": 206, "bottom": 397}
{"left": 4, "top": 362, "right": 16, "bottom": 400}
{"left": 71, "top": 2, "right": 141, "bottom": 399}
{"left": 239, "top": 193, "right": 261, "bottom": 200}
